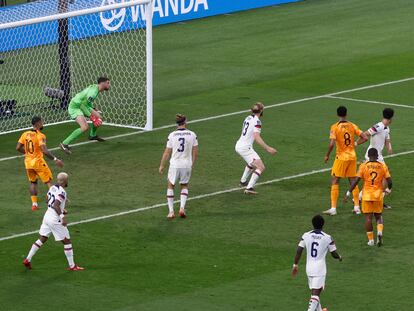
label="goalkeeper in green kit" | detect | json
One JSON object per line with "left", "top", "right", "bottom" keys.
{"left": 60, "top": 77, "right": 110, "bottom": 154}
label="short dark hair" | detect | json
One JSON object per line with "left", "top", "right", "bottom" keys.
{"left": 383, "top": 108, "right": 394, "bottom": 120}
{"left": 176, "top": 113, "right": 186, "bottom": 125}
{"left": 368, "top": 147, "right": 378, "bottom": 158}
{"left": 31, "top": 116, "right": 42, "bottom": 126}
{"left": 312, "top": 215, "right": 325, "bottom": 230}
{"left": 98, "top": 77, "right": 110, "bottom": 84}
{"left": 337, "top": 106, "right": 347, "bottom": 117}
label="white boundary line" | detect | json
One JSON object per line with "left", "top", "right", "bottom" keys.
{"left": 1, "top": 76, "right": 414, "bottom": 163}
{"left": 326, "top": 95, "right": 414, "bottom": 109}
{"left": 1, "top": 149, "right": 413, "bottom": 242}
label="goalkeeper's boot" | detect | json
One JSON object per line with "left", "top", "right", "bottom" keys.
{"left": 179, "top": 208, "right": 186, "bottom": 218}
{"left": 89, "top": 136, "right": 106, "bottom": 142}
{"left": 23, "top": 259, "right": 32, "bottom": 270}
{"left": 167, "top": 212, "right": 175, "bottom": 219}
{"left": 244, "top": 188, "right": 258, "bottom": 195}
{"left": 59, "top": 143, "right": 72, "bottom": 155}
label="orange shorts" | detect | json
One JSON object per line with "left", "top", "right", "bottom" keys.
{"left": 362, "top": 200, "right": 383, "bottom": 214}
{"left": 26, "top": 164, "right": 53, "bottom": 183}
{"left": 331, "top": 159, "right": 357, "bottom": 178}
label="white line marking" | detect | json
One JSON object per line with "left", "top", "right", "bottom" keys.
{"left": 326, "top": 95, "right": 414, "bottom": 109}
{"left": 1, "top": 149, "right": 413, "bottom": 242}
{"left": 1, "top": 76, "right": 414, "bottom": 163}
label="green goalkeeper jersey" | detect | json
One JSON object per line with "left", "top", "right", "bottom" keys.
{"left": 69, "top": 84, "right": 99, "bottom": 113}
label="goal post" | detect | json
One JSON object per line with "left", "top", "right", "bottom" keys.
{"left": 0, "top": 0, "right": 153, "bottom": 135}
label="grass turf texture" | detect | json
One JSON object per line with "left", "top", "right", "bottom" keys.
{"left": 1, "top": 0, "right": 414, "bottom": 310}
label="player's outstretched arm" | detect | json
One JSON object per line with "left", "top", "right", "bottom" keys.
{"left": 324, "top": 139, "right": 335, "bottom": 163}
{"left": 192, "top": 146, "right": 198, "bottom": 169}
{"left": 330, "top": 250, "right": 342, "bottom": 261}
{"left": 40, "top": 144, "right": 64, "bottom": 168}
{"left": 159, "top": 148, "right": 172, "bottom": 174}
{"left": 292, "top": 246, "right": 304, "bottom": 277}
{"left": 253, "top": 132, "right": 277, "bottom": 155}
{"left": 356, "top": 131, "right": 369, "bottom": 146}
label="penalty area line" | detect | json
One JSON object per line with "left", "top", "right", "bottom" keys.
{"left": 1, "top": 149, "right": 413, "bottom": 242}
{"left": 1, "top": 76, "right": 414, "bottom": 163}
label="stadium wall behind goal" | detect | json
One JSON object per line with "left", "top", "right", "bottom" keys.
{"left": 0, "top": 0, "right": 302, "bottom": 52}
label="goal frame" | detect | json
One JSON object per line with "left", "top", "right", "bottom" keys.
{"left": 0, "top": 0, "right": 153, "bottom": 134}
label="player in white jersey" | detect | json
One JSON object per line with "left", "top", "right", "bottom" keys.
{"left": 292, "top": 215, "right": 342, "bottom": 311}
{"left": 235, "top": 103, "right": 277, "bottom": 194}
{"left": 23, "top": 172, "right": 84, "bottom": 271}
{"left": 159, "top": 114, "right": 198, "bottom": 219}
{"left": 357, "top": 108, "right": 394, "bottom": 208}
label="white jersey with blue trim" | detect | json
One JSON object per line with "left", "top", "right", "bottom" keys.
{"left": 236, "top": 115, "right": 262, "bottom": 148}
{"left": 166, "top": 128, "right": 198, "bottom": 169}
{"left": 45, "top": 185, "right": 67, "bottom": 220}
{"left": 298, "top": 230, "right": 336, "bottom": 276}
{"left": 365, "top": 121, "right": 390, "bottom": 162}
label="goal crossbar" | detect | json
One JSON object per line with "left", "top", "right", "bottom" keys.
{"left": 0, "top": 0, "right": 151, "bottom": 30}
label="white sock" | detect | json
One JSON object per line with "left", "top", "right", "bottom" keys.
{"left": 167, "top": 189, "right": 174, "bottom": 213}
{"left": 247, "top": 170, "right": 262, "bottom": 189}
{"left": 307, "top": 295, "right": 320, "bottom": 311}
{"left": 359, "top": 190, "right": 363, "bottom": 201}
{"left": 27, "top": 239, "right": 43, "bottom": 261}
{"left": 64, "top": 244, "right": 75, "bottom": 268}
{"left": 180, "top": 189, "right": 188, "bottom": 210}
{"left": 240, "top": 165, "right": 254, "bottom": 183}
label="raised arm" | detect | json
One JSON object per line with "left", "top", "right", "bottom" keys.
{"left": 253, "top": 132, "right": 277, "bottom": 155}
{"left": 159, "top": 148, "right": 172, "bottom": 174}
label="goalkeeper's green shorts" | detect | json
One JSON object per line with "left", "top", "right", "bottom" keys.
{"left": 68, "top": 103, "right": 92, "bottom": 119}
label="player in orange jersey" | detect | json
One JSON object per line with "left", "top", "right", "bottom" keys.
{"left": 16, "top": 116, "right": 64, "bottom": 211}
{"left": 345, "top": 148, "right": 392, "bottom": 246}
{"left": 324, "top": 106, "right": 366, "bottom": 215}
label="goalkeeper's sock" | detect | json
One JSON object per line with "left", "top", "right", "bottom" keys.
{"left": 167, "top": 189, "right": 174, "bottom": 213}
{"left": 89, "top": 124, "right": 98, "bottom": 137}
{"left": 63, "top": 128, "right": 83, "bottom": 145}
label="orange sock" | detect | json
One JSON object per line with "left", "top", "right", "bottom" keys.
{"left": 331, "top": 184, "right": 339, "bottom": 208}
{"left": 352, "top": 186, "right": 360, "bottom": 206}
{"left": 367, "top": 231, "right": 374, "bottom": 241}
{"left": 31, "top": 196, "right": 38, "bottom": 206}
{"left": 377, "top": 224, "right": 384, "bottom": 235}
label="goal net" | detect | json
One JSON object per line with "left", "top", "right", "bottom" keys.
{"left": 0, "top": 0, "right": 153, "bottom": 134}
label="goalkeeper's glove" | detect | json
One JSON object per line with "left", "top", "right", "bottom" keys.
{"left": 90, "top": 114, "right": 103, "bottom": 127}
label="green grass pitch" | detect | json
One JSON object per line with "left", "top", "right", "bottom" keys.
{"left": 1, "top": 0, "right": 414, "bottom": 310}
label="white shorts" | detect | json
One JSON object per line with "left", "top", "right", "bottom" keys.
{"left": 39, "top": 215, "right": 70, "bottom": 241}
{"left": 168, "top": 167, "right": 192, "bottom": 185}
{"left": 308, "top": 276, "right": 326, "bottom": 290}
{"left": 235, "top": 146, "right": 261, "bottom": 166}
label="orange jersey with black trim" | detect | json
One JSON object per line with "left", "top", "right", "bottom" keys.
{"left": 357, "top": 161, "right": 391, "bottom": 201}
{"left": 329, "top": 121, "right": 362, "bottom": 161}
{"left": 18, "top": 130, "right": 47, "bottom": 169}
